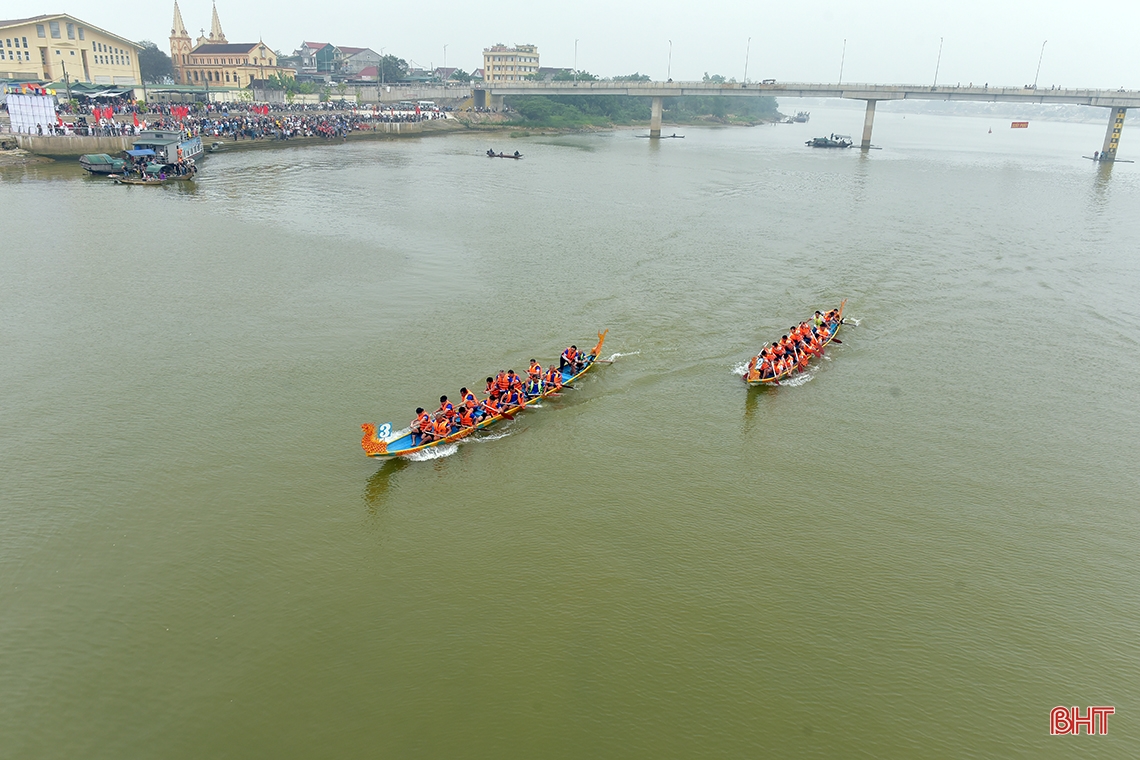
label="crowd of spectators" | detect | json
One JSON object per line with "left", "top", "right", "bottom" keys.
{"left": 19, "top": 99, "right": 448, "bottom": 139}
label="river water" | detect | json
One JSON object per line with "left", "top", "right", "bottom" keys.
{"left": 3, "top": 105, "right": 1139, "bottom": 758}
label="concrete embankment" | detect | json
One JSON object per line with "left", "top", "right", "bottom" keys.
{"left": 10, "top": 134, "right": 135, "bottom": 157}
{"left": 9, "top": 119, "right": 464, "bottom": 158}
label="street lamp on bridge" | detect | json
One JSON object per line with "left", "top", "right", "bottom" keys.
{"left": 933, "top": 36, "right": 943, "bottom": 87}
{"left": 1033, "top": 40, "right": 1047, "bottom": 90}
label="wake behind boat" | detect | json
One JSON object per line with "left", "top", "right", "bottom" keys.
{"left": 362, "top": 331, "right": 608, "bottom": 460}
{"left": 744, "top": 301, "right": 846, "bottom": 386}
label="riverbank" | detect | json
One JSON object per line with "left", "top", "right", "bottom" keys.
{"left": 5, "top": 118, "right": 466, "bottom": 158}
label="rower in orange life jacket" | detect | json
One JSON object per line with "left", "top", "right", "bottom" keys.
{"left": 483, "top": 393, "right": 503, "bottom": 415}
{"left": 456, "top": 407, "right": 475, "bottom": 429}
{"left": 460, "top": 387, "right": 481, "bottom": 420}
{"left": 560, "top": 345, "right": 579, "bottom": 370}
{"left": 438, "top": 395, "right": 456, "bottom": 422}
{"left": 411, "top": 407, "right": 431, "bottom": 444}
{"left": 495, "top": 371, "right": 510, "bottom": 393}
{"left": 545, "top": 365, "right": 562, "bottom": 389}
{"left": 507, "top": 370, "right": 523, "bottom": 391}
{"left": 525, "top": 360, "right": 543, "bottom": 396}
{"left": 432, "top": 417, "right": 451, "bottom": 438}
{"left": 485, "top": 376, "right": 496, "bottom": 396}
{"left": 502, "top": 387, "right": 523, "bottom": 409}
{"left": 759, "top": 350, "right": 774, "bottom": 378}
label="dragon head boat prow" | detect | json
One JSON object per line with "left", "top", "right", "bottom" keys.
{"left": 361, "top": 423, "right": 388, "bottom": 456}
{"left": 592, "top": 329, "right": 609, "bottom": 358}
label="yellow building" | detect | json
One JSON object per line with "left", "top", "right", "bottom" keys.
{"left": 482, "top": 44, "right": 539, "bottom": 82}
{"left": 0, "top": 14, "right": 141, "bottom": 85}
{"left": 169, "top": 2, "right": 292, "bottom": 88}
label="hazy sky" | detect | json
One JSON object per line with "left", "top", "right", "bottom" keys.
{"left": 58, "top": 0, "right": 1140, "bottom": 88}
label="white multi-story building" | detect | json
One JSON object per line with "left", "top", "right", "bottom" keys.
{"left": 0, "top": 13, "right": 141, "bottom": 85}
{"left": 482, "top": 44, "right": 538, "bottom": 82}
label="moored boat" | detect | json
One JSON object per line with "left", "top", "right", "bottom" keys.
{"left": 806, "top": 135, "right": 853, "bottom": 148}
{"left": 745, "top": 301, "right": 846, "bottom": 386}
{"left": 362, "top": 330, "right": 608, "bottom": 460}
{"left": 113, "top": 175, "right": 181, "bottom": 185}
{"left": 79, "top": 153, "right": 127, "bottom": 174}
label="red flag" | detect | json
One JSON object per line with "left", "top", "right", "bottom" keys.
{"left": 415, "top": 105, "right": 421, "bottom": 115}
{"left": 57, "top": 114, "right": 63, "bottom": 126}
{"left": 133, "top": 112, "right": 139, "bottom": 127}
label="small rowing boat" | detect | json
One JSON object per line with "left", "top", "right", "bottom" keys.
{"left": 745, "top": 300, "right": 846, "bottom": 386}
{"left": 362, "top": 330, "right": 608, "bottom": 460}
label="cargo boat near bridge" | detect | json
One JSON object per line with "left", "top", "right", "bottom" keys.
{"left": 806, "top": 135, "right": 853, "bottom": 148}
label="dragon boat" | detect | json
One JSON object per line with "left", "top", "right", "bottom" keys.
{"left": 362, "top": 330, "right": 608, "bottom": 460}
{"left": 746, "top": 300, "right": 846, "bottom": 386}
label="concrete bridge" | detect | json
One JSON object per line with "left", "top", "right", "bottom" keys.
{"left": 481, "top": 81, "right": 1140, "bottom": 159}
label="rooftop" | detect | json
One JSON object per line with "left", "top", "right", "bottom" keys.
{"left": 192, "top": 43, "right": 264, "bottom": 54}
{"left": 0, "top": 13, "right": 142, "bottom": 49}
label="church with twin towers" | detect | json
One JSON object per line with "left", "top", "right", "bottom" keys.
{"left": 169, "top": 1, "right": 292, "bottom": 87}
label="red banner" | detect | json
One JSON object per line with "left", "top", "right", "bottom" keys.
{"left": 1011, "top": 121, "right": 1029, "bottom": 129}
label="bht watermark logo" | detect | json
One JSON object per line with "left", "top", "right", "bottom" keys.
{"left": 1050, "top": 706, "right": 1114, "bottom": 735}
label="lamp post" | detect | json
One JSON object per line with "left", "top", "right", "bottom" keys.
{"left": 443, "top": 44, "right": 447, "bottom": 82}
{"left": 933, "top": 36, "right": 943, "bottom": 87}
{"left": 839, "top": 38, "right": 846, "bottom": 85}
{"left": 574, "top": 39, "right": 578, "bottom": 83}
{"left": 1033, "top": 40, "right": 1047, "bottom": 89}
{"left": 744, "top": 37, "right": 750, "bottom": 84}
{"left": 667, "top": 40, "right": 672, "bottom": 81}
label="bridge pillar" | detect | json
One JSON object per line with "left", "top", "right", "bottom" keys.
{"left": 860, "top": 100, "right": 877, "bottom": 150}
{"left": 489, "top": 94, "right": 504, "bottom": 112}
{"left": 1101, "top": 106, "right": 1127, "bottom": 160}
{"left": 650, "top": 96, "right": 663, "bottom": 138}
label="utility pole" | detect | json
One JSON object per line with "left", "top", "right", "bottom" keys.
{"left": 61, "top": 60, "right": 72, "bottom": 103}
{"left": 839, "top": 38, "right": 846, "bottom": 85}
{"left": 574, "top": 39, "right": 578, "bottom": 83}
{"left": 667, "top": 40, "right": 672, "bottom": 81}
{"left": 443, "top": 44, "right": 447, "bottom": 81}
{"left": 1033, "top": 40, "right": 1047, "bottom": 89}
{"left": 744, "top": 37, "right": 750, "bottom": 84}
{"left": 933, "top": 36, "right": 943, "bottom": 87}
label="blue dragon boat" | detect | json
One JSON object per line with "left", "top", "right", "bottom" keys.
{"left": 361, "top": 331, "right": 608, "bottom": 460}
